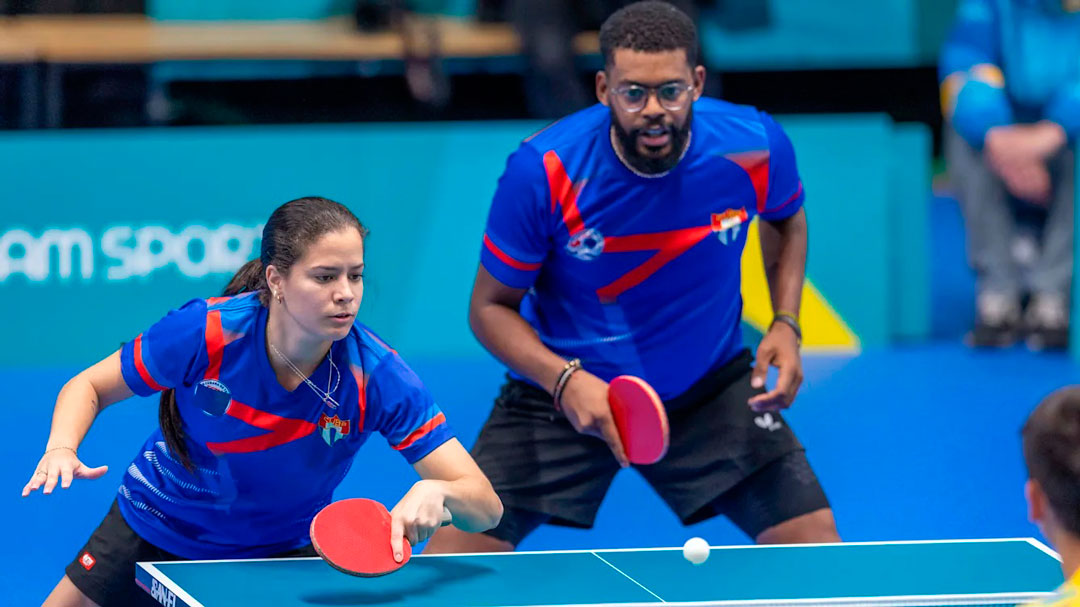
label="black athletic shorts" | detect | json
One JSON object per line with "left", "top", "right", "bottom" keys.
{"left": 65, "top": 499, "right": 317, "bottom": 607}
{"left": 470, "top": 349, "right": 830, "bottom": 546}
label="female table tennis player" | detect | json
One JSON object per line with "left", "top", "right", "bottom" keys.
{"left": 23, "top": 197, "right": 503, "bottom": 607}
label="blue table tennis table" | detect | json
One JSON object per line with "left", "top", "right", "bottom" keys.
{"left": 136, "top": 538, "right": 1064, "bottom": 607}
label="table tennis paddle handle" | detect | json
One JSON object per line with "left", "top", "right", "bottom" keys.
{"left": 441, "top": 507, "right": 452, "bottom": 527}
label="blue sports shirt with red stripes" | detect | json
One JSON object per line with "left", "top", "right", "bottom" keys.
{"left": 118, "top": 292, "right": 453, "bottom": 559}
{"left": 480, "top": 99, "right": 805, "bottom": 399}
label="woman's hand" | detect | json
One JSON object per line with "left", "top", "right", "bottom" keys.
{"left": 388, "top": 480, "right": 450, "bottom": 562}
{"left": 22, "top": 447, "right": 108, "bottom": 497}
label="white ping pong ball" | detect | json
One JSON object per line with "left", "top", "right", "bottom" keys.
{"left": 682, "top": 537, "right": 709, "bottom": 565}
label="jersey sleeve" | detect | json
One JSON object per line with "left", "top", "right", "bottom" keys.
{"left": 120, "top": 299, "right": 209, "bottom": 396}
{"left": 939, "top": 0, "right": 1014, "bottom": 148}
{"left": 759, "top": 113, "right": 805, "bottom": 222}
{"left": 479, "top": 143, "right": 552, "bottom": 289}
{"left": 367, "top": 354, "right": 455, "bottom": 464}
{"left": 1045, "top": 81, "right": 1080, "bottom": 142}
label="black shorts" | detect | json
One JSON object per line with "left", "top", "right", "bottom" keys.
{"left": 470, "top": 349, "right": 830, "bottom": 546}
{"left": 66, "top": 499, "right": 317, "bottom": 607}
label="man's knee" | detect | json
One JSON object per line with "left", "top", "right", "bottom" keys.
{"left": 755, "top": 508, "right": 840, "bottom": 544}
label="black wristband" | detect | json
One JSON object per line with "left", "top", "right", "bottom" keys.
{"left": 771, "top": 313, "right": 802, "bottom": 345}
{"left": 552, "top": 358, "right": 582, "bottom": 411}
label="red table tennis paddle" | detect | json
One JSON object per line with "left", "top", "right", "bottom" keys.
{"left": 310, "top": 497, "right": 450, "bottom": 577}
{"left": 608, "top": 375, "right": 669, "bottom": 465}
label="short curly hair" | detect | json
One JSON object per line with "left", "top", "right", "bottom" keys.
{"left": 1023, "top": 386, "right": 1080, "bottom": 535}
{"left": 599, "top": 1, "right": 698, "bottom": 68}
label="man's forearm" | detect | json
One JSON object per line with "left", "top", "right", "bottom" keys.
{"left": 759, "top": 208, "right": 808, "bottom": 317}
{"left": 470, "top": 302, "right": 571, "bottom": 395}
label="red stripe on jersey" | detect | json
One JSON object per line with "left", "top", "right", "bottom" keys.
{"left": 207, "top": 292, "right": 258, "bottom": 307}
{"left": 543, "top": 151, "right": 586, "bottom": 235}
{"left": 597, "top": 226, "right": 714, "bottom": 302}
{"left": 133, "top": 334, "right": 167, "bottom": 392}
{"left": 393, "top": 412, "right": 446, "bottom": 451}
{"left": 351, "top": 364, "right": 367, "bottom": 434}
{"left": 204, "top": 310, "right": 224, "bottom": 381}
{"left": 206, "top": 400, "right": 317, "bottom": 453}
{"left": 769, "top": 182, "right": 803, "bottom": 215}
{"left": 483, "top": 234, "right": 542, "bottom": 272}
{"left": 724, "top": 150, "right": 770, "bottom": 213}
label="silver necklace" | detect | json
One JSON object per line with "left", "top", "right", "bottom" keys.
{"left": 270, "top": 343, "right": 341, "bottom": 409}
{"left": 609, "top": 126, "right": 692, "bottom": 179}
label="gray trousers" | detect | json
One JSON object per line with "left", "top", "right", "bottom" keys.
{"left": 945, "top": 124, "right": 1075, "bottom": 299}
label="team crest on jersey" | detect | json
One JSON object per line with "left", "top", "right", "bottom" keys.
{"left": 565, "top": 227, "right": 605, "bottom": 260}
{"left": 318, "top": 413, "right": 351, "bottom": 446}
{"left": 194, "top": 379, "right": 231, "bottom": 417}
{"left": 711, "top": 208, "right": 749, "bottom": 246}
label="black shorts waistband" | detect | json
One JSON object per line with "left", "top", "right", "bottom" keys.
{"left": 502, "top": 349, "right": 753, "bottom": 412}
{"left": 664, "top": 348, "right": 754, "bottom": 411}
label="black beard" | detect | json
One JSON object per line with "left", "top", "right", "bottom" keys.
{"left": 610, "top": 106, "right": 692, "bottom": 175}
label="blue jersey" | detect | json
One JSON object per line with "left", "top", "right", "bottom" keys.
{"left": 480, "top": 99, "right": 804, "bottom": 399}
{"left": 117, "top": 292, "right": 453, "bottom": 559}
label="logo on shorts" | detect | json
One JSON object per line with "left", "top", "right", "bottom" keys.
{"left": 754, "top": 412, "right": 782, "bottom": 432}
{"left": 711, "top": 208, "right": 749, "bottom": 246}
{"left": 565, "top": 228, "right": 605, "bottom": 261}
{"left": 79, "top": 551, "right": 96, "bottom": 571}
{"left": 318, "top": 413, "right": 351, "bottom": 446}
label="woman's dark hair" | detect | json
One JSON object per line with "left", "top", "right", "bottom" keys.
{"left": 599, "top": 1, "right": 698, "bottom": 68}
{"left": 160, "top": 197, "right": 367, "bottom": 471}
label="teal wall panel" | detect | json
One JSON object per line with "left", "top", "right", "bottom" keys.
{"left": 890, "top": 123, "right": 933, "bottom": 342}
{"left": 0, "top": 114, "right": 929, "bottom": 366}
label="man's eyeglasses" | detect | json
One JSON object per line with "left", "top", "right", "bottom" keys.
{"left": 611, "top": 82, "right": 695, "bottom": 112}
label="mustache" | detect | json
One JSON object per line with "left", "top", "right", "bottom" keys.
{"left": 630, "top": 121, "right": 673, "bottom": 135}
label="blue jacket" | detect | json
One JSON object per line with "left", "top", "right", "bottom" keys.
{"left": 941, "top": 0, "right": 1080, "bottom": 147}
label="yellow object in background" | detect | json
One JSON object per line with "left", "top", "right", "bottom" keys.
{"left": 740, "top": 218, "right": 860, "bottom": 352}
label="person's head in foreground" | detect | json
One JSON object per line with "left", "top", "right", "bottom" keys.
{"left": 1024, "top": 386, "right": 1080, "bottom": 580}
{"left": 596, "top": 0, "right": 705, "bottom": 176}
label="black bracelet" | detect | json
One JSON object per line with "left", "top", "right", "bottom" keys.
{"left": 771, "top": 313, "right": 802, "bottom": 345}
{"left": 552, "top": 358, "right": 582, "bottom": 411}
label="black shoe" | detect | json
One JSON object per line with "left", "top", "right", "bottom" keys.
{"left": 1025, "top": 293, "right": 1070, "bottom": 351}
{"left": 966, "top": 293, "right": 1021, "bottom": 348}
{"left": 966, "top": 319, "right": 1020, "bottom": 348}
{"left": 1026, "top": 326, "right": 1069, "bottom": 351}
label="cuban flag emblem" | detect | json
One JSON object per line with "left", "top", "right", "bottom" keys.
{"left": 711, "top": 208, "right": 749, "bottom": 246}
{"left": 318, "top": 413, "right": 351, "bottom": 446}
